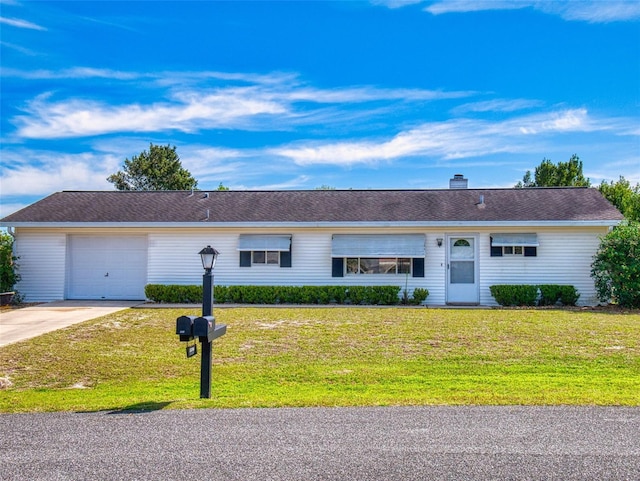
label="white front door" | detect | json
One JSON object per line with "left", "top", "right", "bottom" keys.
{"left": 446, "top": 236, "right": 479, "bottom": 304}
{"left": 68, "top": 236, "right": 147, "bottom": 300}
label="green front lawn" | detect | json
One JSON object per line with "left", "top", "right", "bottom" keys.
{"left": 1, "top": 307, "right": 638, "bottom": 412}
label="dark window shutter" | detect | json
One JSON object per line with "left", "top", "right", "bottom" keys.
{"left": 332, "top": 258, "right": 344, "bottom": 277}
{"left": 490, "top": 246, "right": 503, "bottom": 257}
{"left": 412, "top": 258, "right": 425, "bottom": 277}
{"left": 524, "top": 247, "right": 537, "bottom": 257}
{"left": 280, "top": 250, "right": 292, "bottom": 268}
{"left": 239, "top": 251, "right": 251, "bottom": 267}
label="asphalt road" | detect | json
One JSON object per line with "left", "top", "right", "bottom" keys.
{"left": 1, "top": 406, "right": 639, "bottom": 481}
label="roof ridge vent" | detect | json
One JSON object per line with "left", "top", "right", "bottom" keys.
{"left": 449, "top": 174, "right": 468, "bottom": 189}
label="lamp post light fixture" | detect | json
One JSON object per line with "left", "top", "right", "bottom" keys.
{"left": 199, "top": 245, "right": 219, "bottom": 273}
{"left": 199, "top": 245, "right": 219, "bottom": 317}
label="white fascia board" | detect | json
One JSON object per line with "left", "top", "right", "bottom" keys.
{"left": 1, "top": 220, "right": 622, "bottom": 229}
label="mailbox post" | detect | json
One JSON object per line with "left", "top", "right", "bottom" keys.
{"left": 199, "top": 245, "right": 217, "bottom": 398}
{"left": 175, "top": 245, "right": 226, "bottom": 399}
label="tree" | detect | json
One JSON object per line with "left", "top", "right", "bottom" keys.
{"left": 591, "top": 221, "right": 640, "bottom": 308}
{"left": 598, "top": 176, "right": 640, "bottom": 222}
{"left": 107, "top": 144, "right": 198, "bottom": 191}
{"left": 516, "top": 154, "right": 590, "bottom": 188}
{"left": 0, "top": 232, "right": 20, "bottom": 293}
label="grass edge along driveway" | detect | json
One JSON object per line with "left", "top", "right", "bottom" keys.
{"left": 0, "top": 307, "right": 638, "bottom": 413}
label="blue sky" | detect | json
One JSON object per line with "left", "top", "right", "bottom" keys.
{"left": 1, "top": 0, "right": 639, "bottom": 218}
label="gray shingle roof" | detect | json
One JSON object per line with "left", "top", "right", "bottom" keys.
{"left": 0, "top": 188, "right": 624, "bottom": 224}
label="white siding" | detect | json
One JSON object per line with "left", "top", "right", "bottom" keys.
{"left": 478, "top": 227, "right": 606, "bottom": 306}
{"left": 424, "top": 233, "right": 447, "bottom": 304}
{"left": 13, "top": 230, "right": 66, "bottom": 302}
{"left": 148, "top": 228, "right": 432, "bottom": 293}
{"left": 11, "top": 225, "right": 609, "bottom": 305}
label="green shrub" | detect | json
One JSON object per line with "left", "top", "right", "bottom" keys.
{"left": 490, "top": 284, "right": 579, "bottom": 307}
{"left": 558, "top": 285, "right": 580, "bottom": 306}
{"left": 591, "top": 221, "right": 640, "bottom": 308}
{"left": 539, "top": 285, "right": 580, "bottom": 306}
{"left": 145, "top": 284, "right": 402, "bottom": 305}
{"left": 144, "top": 284, "right": 202, "bottom": 303}
{"left": 490, "top": 285, "right": 538, "bottom": 306}
{"left": 214, "top": 285, "right": 228, "bottom": 303}
{"left": 411, "top": 287, "right": 429, "bottom": 305}
{"left": 0, "top": 233, "right": 20, "bottom": 294}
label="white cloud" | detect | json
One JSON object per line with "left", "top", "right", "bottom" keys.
{"left": 14, "top": 89, "right": 289, "bottom": 139}
{"left": 539, "top": 1, "right": 640, "bottom": 23}
{"left": 232, "top": 176, "right": 312, "bottom": 191}
{"left": 9, "top": 70, "right": 474, "bottom": 139}
{"left": 286, "top": 86, "right": 473, "bottom": 103}
{"left": 0, "top": 67, "right": 140, "bottom": 80}
{"left": 0, "top": 41, "right": 39, "bottom": 56}
{"left": 272, "top": 108, "right": 617, "bottom": 165}
{"left": 0, "top": 151, "right": 116, "bottom": 196}
{"left": 423, "top": 0, "right": 640, "bottom": 23}
{"left": 0, "top": 202, "right": 29, "bottom": 220}
{"left": 0, "top": 16, "right": 46, "bottom": 30}
{"left": 371, "top": 0, "right": 424, "bottom": 9}
{"left": 453, "top": 98, "right": 544, "bottom": 114}
{"left": 425, "top": 0, "right": 526, "bottom": 15}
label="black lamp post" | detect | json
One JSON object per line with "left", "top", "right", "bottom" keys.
{"left": 175, "top": 246, "right": 226, "bottom": 399}
{"left": 198, "top": 245, "right": 219, "bottom": 398}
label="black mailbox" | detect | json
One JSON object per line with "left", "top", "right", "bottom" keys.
{"left": 193, "top": 316, "right": 227, "bottom": 343}
{"left": 176, "top": 315, "right": 197, "bottom": 341}
{"left": 193, "top": 315, "right": 215, "bottom": 341}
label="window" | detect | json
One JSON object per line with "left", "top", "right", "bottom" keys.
{"left": 503, "top": 246, "right": 523, "bottom": 255}
{"left": 346, "top": 257, "right": 411, "bottom": 275}
{"left": 252, "top": 251, "right": 281, "bottom": 265}
{"left": 490, "top": 233, "right": 538, "bottom": 257}
{"left": 239, "top": 235, "right": 292, "bottom": 267}
{"left": 331, "top": 234, "right": 426, "bottom": 278}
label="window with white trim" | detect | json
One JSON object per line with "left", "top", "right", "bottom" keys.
{"left": 252, "top": 251, "right": 281, "bottom": 265}
{"left": 331, "top": 234, "right": 425, "bottom": 277}
{"left": 490, "top": 233, "right": 538, "bottom": 257}
{"left": 502, "top": 246, "right": 523, "bottom": 255}
{"left": 238, "top": 235, "right": 292, "bottom": 267}
{"left": 346, "top": 257, "right": 411, "bottom": 275}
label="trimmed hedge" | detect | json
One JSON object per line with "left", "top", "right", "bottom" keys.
{"left": 490, "top": 284, "right": 579, "bottom": 307}
{"left": 144, "top": 284, "right": 425, "bottom": 305}
{"left": 538, "top": 284, "right": 580, "bottom": 306}
{"left": 489, "top": 285, "right": 539, "bottom": 307}
{"left": 144, "top": 284, "right": 201, "bottom": 303}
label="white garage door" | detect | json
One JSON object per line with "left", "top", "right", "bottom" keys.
{"left": 68, "top": 236, "right": 148, "bottom": 300}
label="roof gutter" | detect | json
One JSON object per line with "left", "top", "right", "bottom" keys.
{"left": 0, "top": 220, "right": 623, "bottom": 229}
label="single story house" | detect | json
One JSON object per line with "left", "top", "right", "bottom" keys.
{"left": 0, "top": 178, "right": 623, "bottom": 306}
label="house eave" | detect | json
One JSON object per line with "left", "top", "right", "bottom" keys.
{"left": 1, "top": 220, "right": 623, "bottom": 229}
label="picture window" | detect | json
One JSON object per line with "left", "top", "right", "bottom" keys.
{"left": 345, "top": 257, "right": 411, "bottom": 275}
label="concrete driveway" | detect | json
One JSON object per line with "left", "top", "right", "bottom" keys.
{"left": 0, "top": 300, "right": 139, "bottom": 347}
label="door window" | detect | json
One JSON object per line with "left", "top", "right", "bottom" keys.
{"left": 450, "top": 238, "right": 475, "bottom": 284}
